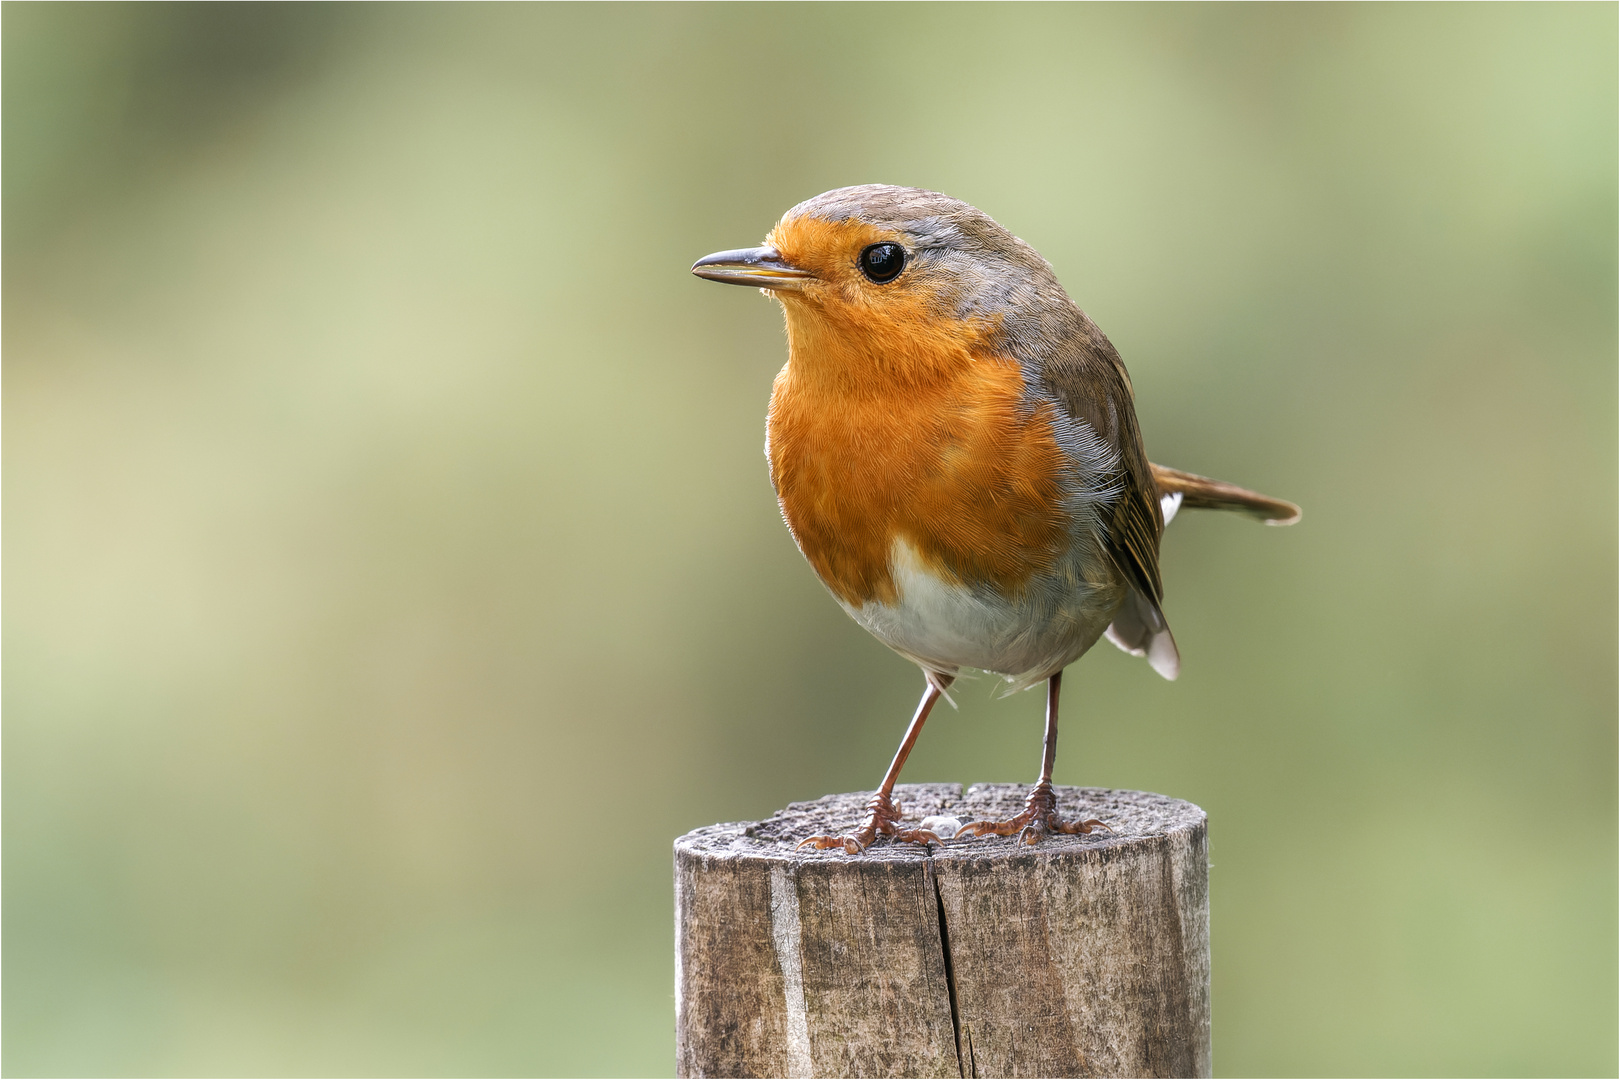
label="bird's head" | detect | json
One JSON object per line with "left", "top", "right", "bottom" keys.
{"left": 693, "top": 185, "right": 1080, "bottom": 389}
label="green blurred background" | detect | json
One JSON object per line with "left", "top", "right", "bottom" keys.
{"left": 4, "top": 3, "right": 1615, "bottom": 1075}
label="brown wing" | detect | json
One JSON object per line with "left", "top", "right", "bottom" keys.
{"left": 1106, "top": 435, "right": 1166, "bottom": 602}
{"left": 1034, "top": 316, "right": 1166, "bottom": 603}
{"left": 1151, "top": 464, "right": 1302, "bottom": 525}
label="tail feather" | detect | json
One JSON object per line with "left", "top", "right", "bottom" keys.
{"left": 1109, "top": 465, "right": 1294, "bottom": 679}
{"left": 1150, "top": 464, "right": 1301, "bottom": 526}
{"left": 1105, "top": 586, "right": 1180, "bottom": 681}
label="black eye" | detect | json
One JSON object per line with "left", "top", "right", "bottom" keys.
{"left": 859, "top": 242, "right": 906, "bottom": 283}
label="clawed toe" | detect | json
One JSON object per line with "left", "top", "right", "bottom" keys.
{"left": 796, "top": 833, "right": 868, "bottom": 854}
{"left": 958, "top": 782, "right": 1110, "bottom": 845}
{"left": 797, "top": 794, "right": 942, "bottom": 854}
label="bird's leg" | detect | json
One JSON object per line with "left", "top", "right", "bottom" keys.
{"left": 958, "top": 671, "right": 1109, "bottom": 845}
{"left": 798, "top": 675, "right": 952, "bottom": 854}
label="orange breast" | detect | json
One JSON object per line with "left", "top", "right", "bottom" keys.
{"left": 767, "top": 308, "right": 1072, "bottom": 608}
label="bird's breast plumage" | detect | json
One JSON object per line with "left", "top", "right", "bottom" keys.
{"left": 768, "top": 349, "right": 1070, "bottom": 604}
{"left": 767, "top": 339, "right": 1127, "bottom": 682}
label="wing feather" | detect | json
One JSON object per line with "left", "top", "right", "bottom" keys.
{"left": 1029, "top": 311, "right": 1181, "bottom": 679}
{"left": 1032, "top": 318, "right": 1166, "bottom": 603}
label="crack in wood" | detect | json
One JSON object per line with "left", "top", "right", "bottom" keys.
{"left": 929, "top": 860, "right": 966, "bottom": 1078}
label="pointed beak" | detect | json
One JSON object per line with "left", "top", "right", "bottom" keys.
{"left": 691, "top": 246, "right": 814, "bottom": 289}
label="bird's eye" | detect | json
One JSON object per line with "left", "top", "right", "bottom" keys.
{"left": 859, "top": 242, "right": 906, "bottom": 283}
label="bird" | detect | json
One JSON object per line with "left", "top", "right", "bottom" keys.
{"left": 692, "top": 185, "right": 1299, "bottom": 853}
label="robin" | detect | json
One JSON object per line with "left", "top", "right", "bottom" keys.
{"left": 693, "top": 185, "right": 1299, "bottom": 853}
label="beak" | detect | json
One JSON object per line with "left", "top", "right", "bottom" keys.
{"left": 691, "top": 246, "right": 814, "bottom": 289}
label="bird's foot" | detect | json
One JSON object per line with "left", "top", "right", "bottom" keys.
{"left": 956, "top": 781, "right": 1110, "bottom": 845}
{"left": 796, "top": 792, "right": 942, "bottom": 854}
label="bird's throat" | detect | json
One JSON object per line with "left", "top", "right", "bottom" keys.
{"left": 776, "top": 292, "right": 991, "bottom": 397}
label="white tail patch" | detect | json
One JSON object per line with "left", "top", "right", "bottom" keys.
{"left": 1146, "top": 623, "right": 1180, "bottom": 680}
{"left": 1161, "top": 491, "right": 1183, "bottom": 525}
{"left": 1105, "top": 587, "right": 1180, "bottom": 681}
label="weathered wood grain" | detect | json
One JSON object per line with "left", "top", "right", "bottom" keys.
{"left": 675, "top": 784, "right": 1208, "bottom": 1079}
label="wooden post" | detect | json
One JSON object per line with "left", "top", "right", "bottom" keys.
{"left": 675, "top": 783, "right": 1209, "bottom": 1079}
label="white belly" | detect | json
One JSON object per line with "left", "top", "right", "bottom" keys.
{"left": 841, "top": 537, "right": 1126, "bottom": 692}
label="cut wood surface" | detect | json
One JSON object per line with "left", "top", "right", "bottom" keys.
{"left": 675, "top": 784, "right": 1209, "bottom": 1079}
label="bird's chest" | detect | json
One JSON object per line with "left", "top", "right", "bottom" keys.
{"left": 766, "top": 359, "right": 1075, "bottom": 610}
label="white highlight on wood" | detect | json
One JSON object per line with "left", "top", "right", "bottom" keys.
{"left": 769, "top": 866, "right": 814, "bottom": 1078}
{"left": 673, "top": 877, "right": 685, "bottom": 1043}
